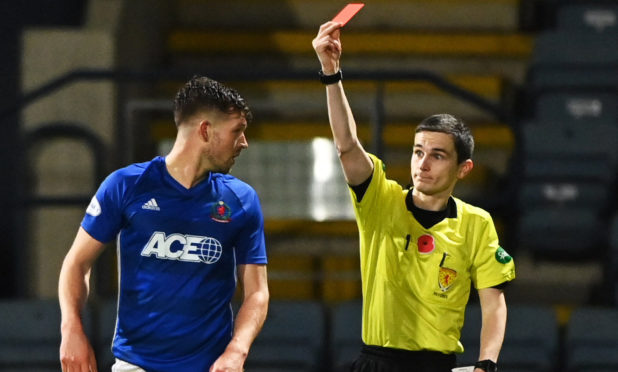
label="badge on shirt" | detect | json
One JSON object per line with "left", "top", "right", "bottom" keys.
{"left": 439, "top": 267, "right": 457, "bottom": 292}
{"left": 86, "top": 196, "right": 102, "bottom": 216}
{"left": 438, "top": 252, "right": 457, "bottom": 292}
{"left": 211, "top": 201, "right": 232, "bottom": 223}
{"left": 495, "top": 247, "right": 513, "bottom": 264}
{"left": 417, "top": 234, "right": 435, "bottom": 254}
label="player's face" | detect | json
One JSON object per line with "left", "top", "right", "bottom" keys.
{"left": 410, "top": 131, "right": 469, "bottom": 198}
{"left": 206, "top": 112, "right": 249, "bottom": 173}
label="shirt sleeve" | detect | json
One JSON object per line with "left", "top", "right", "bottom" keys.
{"left": 81, "top": 170, "right": 127, "bottom": 243}
{"left": 234, "top": 189, "right": 267, "bottom": 265}
{"left": 470, "top": 215, "right": 516, "bottom": 289}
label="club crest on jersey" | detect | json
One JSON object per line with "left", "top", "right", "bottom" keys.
{"left": 438, "top": 266, "right": 457, "bottom": 292}
{"left": 438, "top": 252, "right": 457, "bottom": 292}
{"left": 211, "top": 201, "right": 232, "bottom": 223}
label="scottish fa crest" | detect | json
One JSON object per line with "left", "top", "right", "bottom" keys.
{"left": 438, "top": 252, "right": 457, "bottom": 292}
{"left": 438, "top": 267, "right": 457, "bottom": 292}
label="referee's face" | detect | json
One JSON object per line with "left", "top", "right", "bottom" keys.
{"left": 411, "top": 131, "right": 471, "bottom": 198}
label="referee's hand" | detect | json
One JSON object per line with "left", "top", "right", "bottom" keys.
{"left": 312, "top": 21, "right": 343, "bottom": 75}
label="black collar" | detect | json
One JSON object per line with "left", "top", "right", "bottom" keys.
{"left": 405, "top": 190, "right": 457, "bottom": 229}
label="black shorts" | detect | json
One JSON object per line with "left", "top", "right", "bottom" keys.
{"left": 350, "top": 344, "right": 456, "bottom": 372}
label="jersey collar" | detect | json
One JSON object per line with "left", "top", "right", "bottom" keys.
{"left": 405, "top": 190, "right": 457, "bottom": 229}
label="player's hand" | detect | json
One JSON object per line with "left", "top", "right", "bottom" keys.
{"left": 60, "top": 327, "right": 98, "bottom": 372}
{"left": 209, "top": 348, "right": 245, "bottom": 372}
{"left": 312, "top": 21, "right": 343, "bottom": 75}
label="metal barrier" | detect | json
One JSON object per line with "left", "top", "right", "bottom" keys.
{"left": 1, "top": 67, "right": 507, "bottom": 160}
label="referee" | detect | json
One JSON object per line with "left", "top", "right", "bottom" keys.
{"left": 312, "top": 22, "right": 516, "bottom": 372}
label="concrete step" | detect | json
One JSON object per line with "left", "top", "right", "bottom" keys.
{"left": 166, "top": 29, "right": 532, "bottom": 85}
{"left": 171, "top": 55, "right": 529, "bottom": 86}
{"left": 155, "top": 75, "right": 508, "bottom": 123}
{"left": 153, "top": 119, "right": 514, "bottom": 150}
{"left": 167, "top": 0, "right": 530, "bottom": 86}
{"left": 174, "top": 0, "right": 521, "bottom": 32}
{"left": 168, "top": 30, "right": 532, "bottom": 58}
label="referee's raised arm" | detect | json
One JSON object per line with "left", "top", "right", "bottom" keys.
{"left": 312, "top": 21, "right": 373, "bottom": 186}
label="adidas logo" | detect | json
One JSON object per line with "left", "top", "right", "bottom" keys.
{"left": 142, "top": 198, "right": 160, "bottom": 211}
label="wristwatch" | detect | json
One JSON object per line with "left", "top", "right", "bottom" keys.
{"left": 318, "top": 69, "right": 343, "bottom": 85}
{"left": 474, "top": 359, "right": 497, "bottom": 372}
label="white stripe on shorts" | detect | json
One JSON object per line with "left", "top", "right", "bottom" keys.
{"left": 111, "top": 358, "right": 147, "bottom": 372}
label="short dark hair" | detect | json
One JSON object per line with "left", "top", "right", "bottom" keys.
{"left": 415, "top": 114, "right": 474, "bottom": 163}
{"left": 173, "top": 75, "right": 253, "bottom": 126}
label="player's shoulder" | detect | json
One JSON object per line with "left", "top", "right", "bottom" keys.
{"left": 104, "top": 157, "right": 161, "bottom": 186}
{"left": 115, "top": 159, "right": 152, "bottom": 176}
{"left": 215, "top": 173, "right": 254, "bottom": 190}
{"left": 214, "top": 173, "right": 259, "bottom": 200}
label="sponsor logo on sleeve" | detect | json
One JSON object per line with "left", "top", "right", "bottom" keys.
{"left": 495, "top": 247, "right": 513, "bottom": 264}
{"left": 86, "top": 196, "right": 101, "bottom": 216}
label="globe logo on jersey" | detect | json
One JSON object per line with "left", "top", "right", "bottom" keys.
{"left": 141, "top": 232, "right": 223, "bottom": 264}
{"left": 197, "top": 237, "right": 223, "bottom": 264}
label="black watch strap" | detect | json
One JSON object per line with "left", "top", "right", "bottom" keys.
{"left": 474, "top": 359, "right": 497, "bottom": 372}
{"left": 319, "top": 70, "right": 343, "bottom": 84}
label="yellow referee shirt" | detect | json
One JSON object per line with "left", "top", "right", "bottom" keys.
{"left": 350, "top": 154, "right": 516, "bottom": 354}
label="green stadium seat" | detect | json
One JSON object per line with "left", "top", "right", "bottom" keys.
{"left": 331, "top": 300, "right": 363, "bottom": 372}
{"left": 0, "top": 299, "right": 76, "bottom": 372}
{"left": 459, "top": 304, "right": 558, "bottom": 372}
{"left": 244, "top": 300, "right": 327, "bottom": 372}
{"left": 565, "top": 307, "right": 618, "bottom": 372}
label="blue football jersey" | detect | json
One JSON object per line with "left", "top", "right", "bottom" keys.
{"left": 82, "top": 156, "right": 267, "bottom": 372}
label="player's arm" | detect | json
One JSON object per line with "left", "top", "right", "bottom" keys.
{"left": 312, "top": 21, "right": 373, "bottom": 186}
{"left": 59, "top": 226, "right": 107, "bottom": 372}
{"left": 210, "top": 264, "right": 269, "bottom": 372}
{"left": 475, "top": 287, "right": 507, "bottom": 372}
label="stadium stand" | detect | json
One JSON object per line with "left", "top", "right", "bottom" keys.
{"left": 564, "top": 307, "right": 618, "bottom": 372}
{"left": 513, "top": 0, "right": 618, "bottom": 263}
{"left": 525, "top": 30, "right": 618, "bottom": 94}
{"left": 0, "top": 298, "right": 85, "bottom": 372}
{"left": 514, "top": 121, "right": 616, "bottom": 259}
{"left": 330, "top": 300, "right": 363, "bottom": 372}
{"left": 556, "top": 2, "right": 618, "bottom": 32}
{"left": 459, "top": 303, "right": 559, "bottom": 372}
{"left": 604, "top": 214, "right": 618, "bottom": 307}
{"left": 244, "top": 300, "right": 327, "bottom": 372}
{"left": 94, "top": 298, "right": 118, "bottom": 372}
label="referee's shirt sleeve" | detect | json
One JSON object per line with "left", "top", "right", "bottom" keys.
{"left": 470, "top": 214, "right": 516, "bottom": 289}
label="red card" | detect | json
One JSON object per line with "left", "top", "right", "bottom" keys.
{"left": 331, "top": 3, "right": 365, "bottom": 27}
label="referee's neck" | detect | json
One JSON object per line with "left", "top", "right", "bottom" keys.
{"left": 410, "top": 189, "right": 451, "bottom": 212}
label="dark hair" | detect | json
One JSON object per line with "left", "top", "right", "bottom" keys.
{"left": 415, "top": 114, "right": 474, "bottom": 163}
{"left": 173, "top": 75, "right": 253, "bottom": 125}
